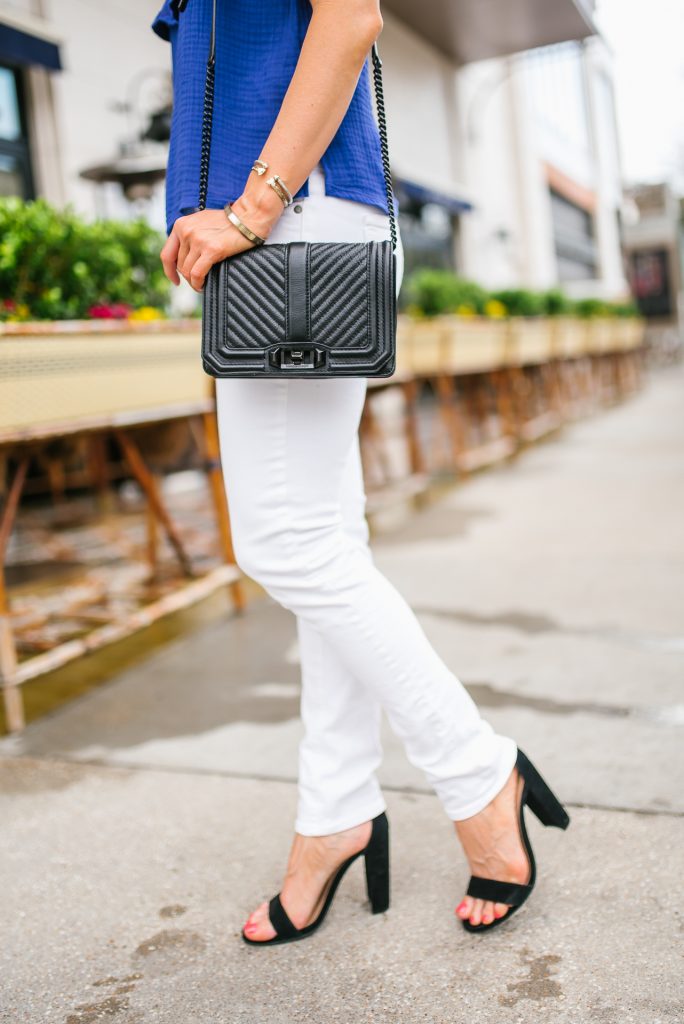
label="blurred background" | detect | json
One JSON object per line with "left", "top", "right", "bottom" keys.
{"left": 1, "top": 3, "right": 683, "bottom": 1020}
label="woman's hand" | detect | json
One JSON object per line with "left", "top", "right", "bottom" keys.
{"left": 161, "top": 189, "right": 283, "bottom": 291}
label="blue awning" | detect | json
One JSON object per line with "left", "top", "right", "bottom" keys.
{"left": 0, "top": 22, "right": 62, "bottom": 71}
{"left": 395, "top": 177, "right": 474, "bottom": 214}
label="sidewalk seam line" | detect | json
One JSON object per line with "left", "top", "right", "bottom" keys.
{"left": 2, "top": 753, "right": 682, "bottom": 818}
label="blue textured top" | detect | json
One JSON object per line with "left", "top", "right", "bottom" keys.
{"left": 151, "top": 0, "right": 391, "bottom": 235}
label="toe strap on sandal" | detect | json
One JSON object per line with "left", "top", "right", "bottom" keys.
{"left": 268, "top": 893, "right": 300, "bottom": 940}
{"left": 466, "top": 875, "right": 532, "bottom": 907}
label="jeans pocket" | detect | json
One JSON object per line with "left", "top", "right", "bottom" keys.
{"left": 362, "top": 209, "right": 392, "bottom": 238}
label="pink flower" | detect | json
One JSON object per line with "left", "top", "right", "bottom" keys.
{"left": 88, "top": 303, "right": 132, "bottom": 319}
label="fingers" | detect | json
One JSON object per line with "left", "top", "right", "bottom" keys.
{"left": 162, "top": 214, "right": 195, "bottom": 287}
{"left": 180, "top": 240, "right": 228, "bottom": 292}
{"left": 162, "top": 211, "right": 247, "bottom": 293}
{"left": 177, "top": 234, "right": 191, "bottom": 278}
{"left": 160, "top": 230, "right": 181, "bottom": 285}
{"left": 188, "top": 251, "right": 217, "bottom": 292}
{"left": 177, "top": 245, "right": 214, "bottom": 292}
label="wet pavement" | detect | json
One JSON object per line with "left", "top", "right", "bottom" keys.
{"left": 1, "top": 364, "right": 684, "bottom": 1023}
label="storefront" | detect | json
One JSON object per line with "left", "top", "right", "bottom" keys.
{"left": 0, "top": 8, "right": 62, "bottom": 203}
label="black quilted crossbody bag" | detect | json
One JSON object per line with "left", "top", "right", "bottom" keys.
{"left": 193, "top": 0, "right": 398, "bottom": 378}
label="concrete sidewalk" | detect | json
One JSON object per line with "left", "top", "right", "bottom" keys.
{"left": 2, "top": 367, "right": 683, "bottom": 1023}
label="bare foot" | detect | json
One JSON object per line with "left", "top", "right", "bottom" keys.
{"left": 454, "top": 765, "right": 530, "bottom": 927}
{"left": 242, "top": 820, "right": 372, "bottom": 942}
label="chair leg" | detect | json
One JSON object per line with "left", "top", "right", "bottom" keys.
{"left": 112, "top": 428, "right": 194, "bottom": 578}
{"left": 0, "top": 455, "right": 30, "bottom": 733}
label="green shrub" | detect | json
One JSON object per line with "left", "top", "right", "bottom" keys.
{"left": 489, "top": 288, "right": 545, "bottom": 317}
{"left": 572, "top": 297, "right": 610, "bottom": 319}
{"left": 610, "top": 301, "right": 640, "bottom": 318}
{"left": 541, "top": 288, "right": 573, "bottom": 317}
{"left": 403, "top": 268, "right": 489, "bottom": 317}
{"left": 403, "top": 267, "right": 643, "bottom": 322}
{"left": 0, "top": 197, "right": 170, "bottom": 320}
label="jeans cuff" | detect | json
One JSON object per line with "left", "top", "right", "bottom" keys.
{"left": 443, "top": 738, "right": 518, "bottom": 821}
{"left": 295, "top": 795, "right": 387, "bottom": 836}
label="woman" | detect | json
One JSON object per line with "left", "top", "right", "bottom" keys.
{"left": 152, "top": 0, "right": 569, "bottom": 944}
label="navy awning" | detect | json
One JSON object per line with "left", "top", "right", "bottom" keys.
{"left": 0, "top": 22, "right": 62, "bottom": 71}
{"left": 395, "top": 177, "right": 474, "bottom": 214}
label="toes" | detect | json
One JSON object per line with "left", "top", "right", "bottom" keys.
{"left": 468, "top": 898, "right": 484, "bottom": 927}
{"left": 457, "top": 896, "right": 511, "bottom": 928}
{"left": 481, "top": 900, "right": 496, "bottom": 926}
{"left": 243, "top": 901, "right": 277, "bottom": 942}
{"left": 456, "top": 896, "right": 473, "bottom": 920}
{"left": 494, "top": 901, "right": 510, "bottom": 920}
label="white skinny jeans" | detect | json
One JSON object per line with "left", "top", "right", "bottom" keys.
{"left": 215, "top": 164, "right": 517, "bottom": 835}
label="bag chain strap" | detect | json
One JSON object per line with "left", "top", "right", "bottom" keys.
{"left": 196, "top": 0, "right": 397, "bottom": 252}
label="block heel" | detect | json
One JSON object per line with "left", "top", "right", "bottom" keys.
{"left": 242, "top": 810, "right": 390, "bottom": 947}
{"left": 461, "top": 748, "right": 570, "bottom": 934}
{"left": 517, "top": 749, "right": 570, "bottom": 830}
{"left": 364, "top": 809, "right": 390, "bottom": 914}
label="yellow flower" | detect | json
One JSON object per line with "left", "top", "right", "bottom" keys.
{"left": 456, "top": 304, "right": 476, "bottom": 317}
{"left": 484, "top": 299, "right": 508, "bottom": 319}
{"left": 129, "top": 306, "right": 166, "bottom": 321}
{"left": 8, "top": 303, "right": 31, "bottom": 321}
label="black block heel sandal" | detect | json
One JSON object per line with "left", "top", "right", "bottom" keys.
{"left": 242, "top": 810, "right": 390, "bottom": 947}
{"left": 462, "top": 748, "right": 570, "bottom": 934}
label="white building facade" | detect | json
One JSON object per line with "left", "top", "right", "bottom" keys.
{"left": 455, "top": 37, "right": 626, "bottom": 298}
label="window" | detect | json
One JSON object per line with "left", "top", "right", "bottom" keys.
{"left": 0, "top": 64, "right": 34, "bottom": 199}
{"left": 395, "top": 194, "right": 458, "bottom": 278}
{"left": 549, "top": 189, "right": 597, "bottom": 281}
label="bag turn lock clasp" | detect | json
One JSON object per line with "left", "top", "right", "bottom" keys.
{"left": 268, "top": 346, "right": 327, "bottom": 370}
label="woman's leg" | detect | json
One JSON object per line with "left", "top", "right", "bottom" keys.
{"left": 216, "top": 373, "right": 516, "bottom": 827}
{"left": 295, "top": 433, "right": 385, "bottom": 837}
{"left": 216, "top": 166, "right": 520, "bottom": 934}
{"left": 217, "top": 371, "right": 521, "bottom": 937}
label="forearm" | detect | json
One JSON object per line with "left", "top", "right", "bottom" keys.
{"left": 232, "top": 0, "right": 383, "bottom": 235}
{"left": 162, "top": 0, "right": 383, "bottom": 290}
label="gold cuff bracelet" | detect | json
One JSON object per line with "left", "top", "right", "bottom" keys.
{"left": 224, "top": 203, "right": 266, "bottom": 246}
{"left": 266, "top": 174, "right": 293, "bottom": 207}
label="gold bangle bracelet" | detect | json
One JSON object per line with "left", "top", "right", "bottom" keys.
{"left": 223, "top": 203, "right": 266, "bottom": 246}
{"left": 251, "top": 159, "right": 268, "bottom": 176}
{"left": 266, "top": 174, "right": 293, "bottom": 207}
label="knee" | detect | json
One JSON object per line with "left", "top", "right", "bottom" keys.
{"left": 231, "top": 521, "right": 301, "bottom": 591}
{"left": 231, "top": 528, "right": 273, "bottom": 587}
{"left": 231, "top": 521, "right": 349, "bottom": 596}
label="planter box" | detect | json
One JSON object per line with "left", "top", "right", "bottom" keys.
{"left": 393, "top": 315, "right": 414, "bottom": 378}
{"left": 0, "top": 319, "right": 210, "bottom": 439}
{"left": 551, "top": 317, "right": 589, "bottom": 359}
{"left": 442, "top": 316, "right": 508, "bottom": 374}
{"left": 617, "top": 319, "right": 645, "bottom": 351}
{"left": 576, "top": 318, "right": 645, "bottom": 356}
{"left": 406, "top": 319, "right": 447, "bottom": 375}
{"left": 507, "top": 318, "right": 554, "bottom": 365}
{"left": 585, "top": 318, "right": 617, "bottom": 355}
